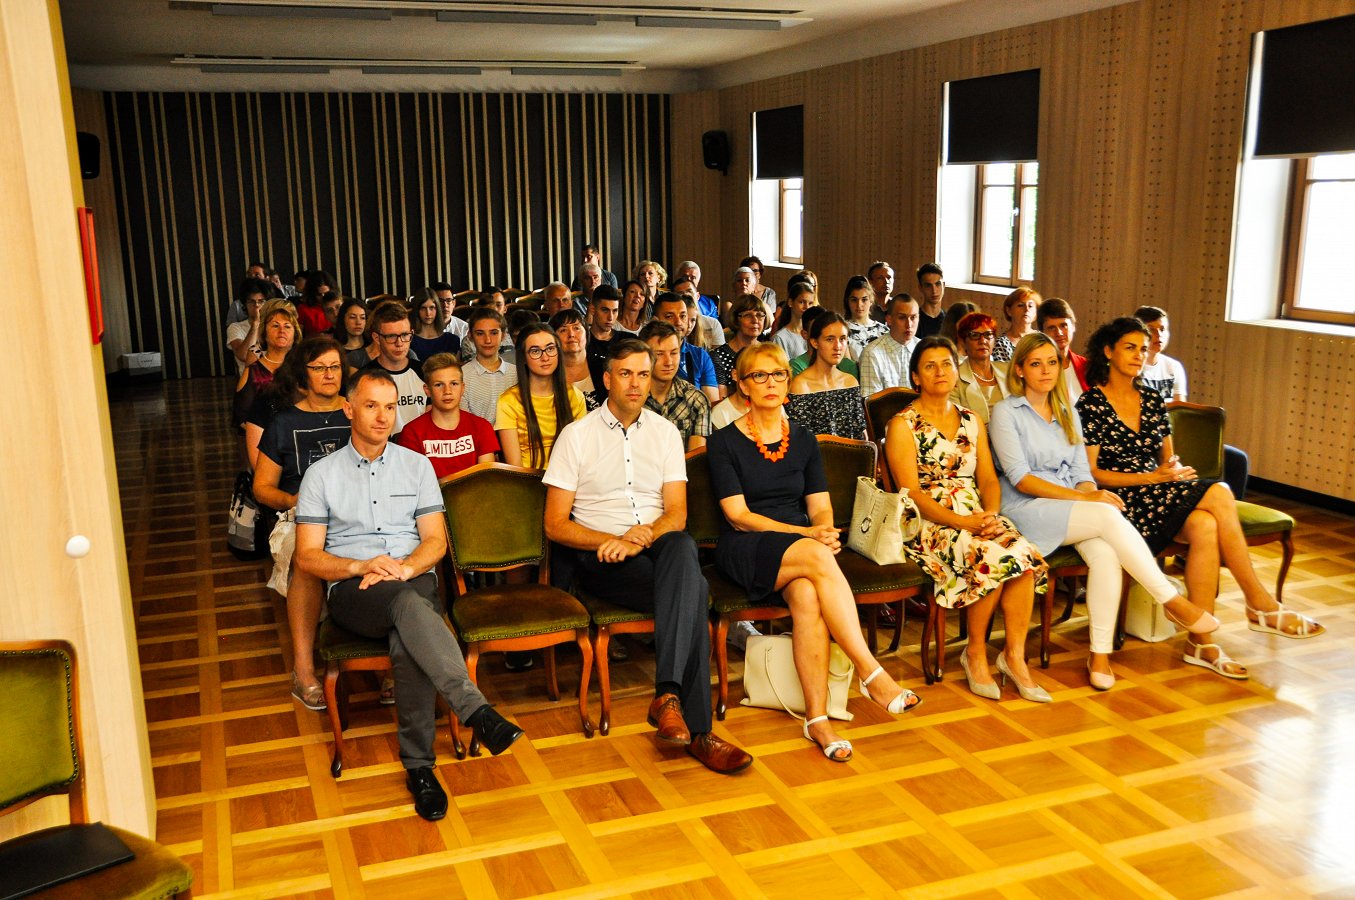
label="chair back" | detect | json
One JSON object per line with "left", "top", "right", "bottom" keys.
{"left": 1167, "top": 401, "right": 1225, "bottom": 481}
{"left": 0, "top": 641, "right": 83, "bottom": 820}
{"left": 683, "top": 447, "right": 726, "bottom": 548}
{"left": 440, "top": 463, "right": 549, "bottom": 573}
{"left": 864, "top": 387, "right": 918, "bottom": 490}
{"left": 816, "top": 435, "right": 878, "bottom": 529}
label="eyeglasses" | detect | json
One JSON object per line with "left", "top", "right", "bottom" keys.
{"left": 526, "top": 344, "right": 560, "bottom": 360}
{"left": 964, "top": 331, "right": 996, "bottom": 341}
{"left": 377, "top": 332, "right": 413, "bottom": 344}
{"left": 742, "top": 369, "right": 789, "bottom": 384}
{"left": 738, "top": 311, "right": 766, "bottom": 321}
{"left": 305, "top": 363, "right": 344, "bottom": 374}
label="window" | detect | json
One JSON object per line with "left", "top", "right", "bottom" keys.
{"left": 938, "top": 69, "right": 1040, "bottom": 288}
{"left": 975, "top": 163, "right": 1038, "bottom": 286}
{"left": 751, "top": 105, "right": 804, "bottom": 266}
{"left": 1281, "top": 154, "right": 1355, "bottom": 325}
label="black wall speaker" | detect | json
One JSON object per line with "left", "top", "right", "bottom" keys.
{"left": 702, "top": 130, "right": 730, "bottom": 174}
{"left": 76, "top": 131, "right": 101, "bottom": 180}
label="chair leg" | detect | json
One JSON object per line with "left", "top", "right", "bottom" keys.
{"left": 1040, "top": 581, "right": 1053, "bottom": 669}
{"left": 1113, "top": 573, "right": 1130, "bottom": 651}
{"left": 1058, "top": 575, "right": 1079, "bottom": 623}
{"left": 575, "top": 630, "right": 595, "bottom": 739}
{"left": 933, "top": 601, "right": 947, "bottom": 681}
{"left": 465, "top": 647, "right": 480, "bottom": 757}
{"left": 888, "top": 600, "right": 904, "bottom": 653}
{"left": 596, "top": 627, "right": 612, "bottom": 736}
{"left": 1276, "top": 534, "right": 1293, "bottom": 604}
{"left": 545, "top": 646, "right": 560, "bottom": 702}
{"left": 323, "top": 663, "right": 345, "bottom": 778}
{"left": 865, "top": 609, "right": 879, "bottom": 655}
{"left": 449, "top": 709, "right": 466, "bottom": 760}
{"left": 715, "top": 615, "right": 730, "bottom": 720}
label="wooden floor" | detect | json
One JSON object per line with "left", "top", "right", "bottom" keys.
{"left": 117, "top": 377, "right": 1355, "bottom": 900}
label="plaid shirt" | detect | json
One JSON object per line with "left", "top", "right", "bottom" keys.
{"left": 644, "top": 377, "right": 711, "bottom": 446}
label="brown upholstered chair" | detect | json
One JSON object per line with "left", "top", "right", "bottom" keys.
{"left": 864, "top": 387, "right": 919, "bottom": 490}
{"left": 0, "top": 641, "right": 193, "bottom": 898}
{"left": 441, "top": 463, "right": 594, "bottom": 752}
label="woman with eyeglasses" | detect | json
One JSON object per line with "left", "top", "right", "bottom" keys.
{"left": 410, "top": 288, "right": 461, "bottom": 363}
{"left": 709, "top": 294, "right": 767, "bottom": 395}
{"left": 739, "top": 255, "right": 777, "bottom": 317}
{"left": 993, "top": 286, "right": 1041, "bottom": 362}
{"left": 886, "top": 336, "right": 1047, "bottom": 702}
{"left": 841, "top": 275, "right": 887, "bottom": 361}
{"left": 951, "top": 311, "right": 1010, "bottom": 423}
{"left": 706, "top": 343, "right": 922, "bottom": 763}
{"left": 252, "top": 335, "right": 353, "bottom": 711}
{"left": 496, "top": 323, "right": 587, "bottom": 467}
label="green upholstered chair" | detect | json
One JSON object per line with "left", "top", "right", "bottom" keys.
{"left": 442, "top": 463, "right": 595, "bottom": 752}
{"left": 0, "top": 641, "right": 193, "bottom": 899}
{"left": 317, "top": 620, "right": 464, "bottom": 777}
{"left": 574, "top": 589, "right": 653, "bottom": 737}
{"left": 1168, "top": 402, "right": 1295, "bottom": 601}
{"left": 864, "top": 387, "right": 919, "bottom": 491}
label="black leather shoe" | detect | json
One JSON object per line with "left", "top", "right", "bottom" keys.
{"left": 405, "top": 766, "right": 448, "bottom": 821}
{"left": 470, "top": 705, "right": 525, "bottom": 756}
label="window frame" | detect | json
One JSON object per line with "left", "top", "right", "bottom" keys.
{"left": 972, "top": 162, "right": 1037, "bottom": 287}
{"left": 1280, "top": 156, "right": 1355, "bottom": 326}
{"left": 777, "top": 177, "right": 803, "bottom": 266}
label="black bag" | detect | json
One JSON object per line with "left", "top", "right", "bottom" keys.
{"left": 227, "top": 471, "right": 276, "bottom": 560}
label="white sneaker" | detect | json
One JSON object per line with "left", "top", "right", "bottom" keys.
{"left": 728, "top": 620, "right": 761, "bottom": 652}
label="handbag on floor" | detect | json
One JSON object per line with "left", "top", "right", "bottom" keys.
{"left": 847, "top": 476, "right": 921, "bottom": 566}
{"left": 740, "top": 633, "right": 854, "bottom": 721}
{"left": 227, "top": 470, "right": 277, "bottom": 561}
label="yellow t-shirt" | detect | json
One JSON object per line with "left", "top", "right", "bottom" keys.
{"left": 495, "top": 386, "right": 587, "bottom": 468}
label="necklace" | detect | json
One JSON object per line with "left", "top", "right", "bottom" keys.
{"left": 743, "top": 415, "right": 791, "bottom": 463}
{"left": 973, "top": 368, "right": 997, "bottom": 385}
{"left": 262, "top": 351, "right": 285, "bottom": 365}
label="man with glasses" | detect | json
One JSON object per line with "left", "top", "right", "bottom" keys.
{"left": 429, "top": 281, "right": 470, "bottom": 342}
{"left": 544, "top": 339, "right": 753, "bottom": 776}
{"left": 858, "top": 293, "right": 921, "bottom": 397}
{"left": 361, "top": 300, "right": 426, "bottom": 436}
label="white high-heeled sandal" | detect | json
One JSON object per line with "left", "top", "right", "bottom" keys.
{"left": 859, "top": 666, "right": 921, "bottom": 714}
{"left": 803, "top": 715, "right": 852, "bottom": 762}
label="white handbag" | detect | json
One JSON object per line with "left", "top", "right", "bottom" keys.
{"left": 266, "top": 509, "right": 297, "bottom": 597}
{"left": 740, "top": 633, "right": 854, "bottom": 721}
{"left": 847, "top": 476, "right": 922, "bottom": 566}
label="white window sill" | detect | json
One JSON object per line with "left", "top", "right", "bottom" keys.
{"left": 950, "top": 282, "right": 1014, "bottom": 298}
{"left": 1229, "top": 317, "right": 1355, "bottom": 338}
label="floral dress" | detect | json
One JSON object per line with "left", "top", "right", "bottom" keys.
{"left": 1076, "top": 386, "right": 1214, "bottom": 555}
{"left": 901, "top": 405, "right": 1047, "bottom": 609}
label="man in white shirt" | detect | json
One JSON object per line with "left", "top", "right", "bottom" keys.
{"left": 858, "top": 293, "right": 921, "bottom": 396}
{"left": 543, "top": 338, "right": 753, "bottom": 776}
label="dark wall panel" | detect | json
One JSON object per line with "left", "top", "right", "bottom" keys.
{"left": 104, "top": 91, "right": 671, "bottom": 378}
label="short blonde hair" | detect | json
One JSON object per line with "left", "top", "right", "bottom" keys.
{"left": 632, "top": 260, "right": 668, "bottom": 287}
{"left": 734, "top": 342, "right": 790, "bottom": 382}
{"left": 258, "top": 299, "right": 300, "bottom": 351}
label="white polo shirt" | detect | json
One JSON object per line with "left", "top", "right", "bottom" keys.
{"left": 543, "top": 404, "right": 686, "bottom": 536}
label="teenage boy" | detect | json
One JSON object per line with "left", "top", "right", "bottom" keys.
{"left": 587, "top": 285, "right": 622, "bottom": 370}
{"left": 397, "top": 353, "right": 500, "bottom": 479}
{"left": 361, "top": 300, "right": 427, "bottom": 436}
{"left": 915, "top": 262, "right": 946, "bottom": 338}
{"left": 639, "top": 321, "right": 711, "bottom": 450}
{"left": 460, "top": 308, "right": 518, "bottom": 421}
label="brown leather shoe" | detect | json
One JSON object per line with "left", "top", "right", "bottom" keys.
{"left": 686, "top": 733, "right": 753, "bottom": 775}
{"left": 646, "top": 693, "right": 691, "bottom": 745}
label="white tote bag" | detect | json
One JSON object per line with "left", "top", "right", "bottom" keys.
{"left": 846, "top": 476, "right": 921, "bottom": 566}
{"left": 266, "top": 509, "right": 297, "bottom": 597}
{"left": 740, "top": 633, "right": 854, "bottom": 721}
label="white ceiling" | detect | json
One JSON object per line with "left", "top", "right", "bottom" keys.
{"left": 60, "top": 0, "right": 1128, "bottom": 94}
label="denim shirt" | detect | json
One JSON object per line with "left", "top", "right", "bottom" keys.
{"left": 987, "top": 394, "right": 1093, "bottom": 554}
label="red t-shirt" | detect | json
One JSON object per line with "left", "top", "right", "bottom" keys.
{"left": 297, "top": 302, "right": 331, "bottom": 337}
{"left": 395, "top": 409, "right": 500, "bottom": 479}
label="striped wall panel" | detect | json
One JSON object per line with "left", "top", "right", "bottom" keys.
{"left": 103, "top": 91, "right": 671, "bottom": 378}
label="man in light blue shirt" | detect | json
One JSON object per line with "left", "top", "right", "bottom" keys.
{"left": 296, "top": 369, "right": 522, "bottom": 821}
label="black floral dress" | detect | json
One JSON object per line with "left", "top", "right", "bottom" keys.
{"left": 1076, "top": 386, "right": 1214, "bottom": 555}
{"left": 786, "top": 387, "right": 868, "bottom": 439}
{"left": 901, "top": 406, "right": 1046, "bottom": 609}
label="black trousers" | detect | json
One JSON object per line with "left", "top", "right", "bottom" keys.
{"left": 575, "top": 531, "right": 713, "bottom": 735}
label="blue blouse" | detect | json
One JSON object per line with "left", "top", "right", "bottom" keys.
{"left": 987, "top": 395, "right": 1094, "bottom": 554}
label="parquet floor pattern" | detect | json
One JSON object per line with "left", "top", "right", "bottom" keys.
{"left": 116, "top": 378, "right": 1355, "bottom": 899}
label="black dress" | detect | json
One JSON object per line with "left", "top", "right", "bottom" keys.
{"left": 706, "top": 422, "right": 828, "bottom": 603}
{"left": 786, "top": 387, "right": 868, "bottom": 439}
{"left": 1076, "top": 386, "right": 1213, "bottom": 555}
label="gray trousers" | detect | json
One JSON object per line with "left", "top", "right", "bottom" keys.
{"left": 575, "top": 531, "right": 712, "bottom": 734}
{"left": 327, "top": 572, "right": 487, "bottom": 769}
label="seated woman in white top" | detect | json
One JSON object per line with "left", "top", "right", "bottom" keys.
{"left": 950, "top": 312, "right": 1010, "bottom": 423}
{"left": 770, "top": 281, "right": 817, "bottom": 360}
{"left": 987, "top": 333, "right": 1218, "bottom": 691}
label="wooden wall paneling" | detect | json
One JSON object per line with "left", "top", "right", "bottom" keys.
{"left": 668, "top": 91, "right": 723, "bottom": 281}
{"left": 0, "top": 0, "right": 154, "bottom": 842}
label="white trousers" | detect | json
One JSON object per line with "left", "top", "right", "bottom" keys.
{"left": 1064, "top": 502, "right": 1177, "bottom": 653}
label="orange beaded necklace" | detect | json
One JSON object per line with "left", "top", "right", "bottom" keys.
{"left": 743, "top": 415, "right": 791, "bottom": 463}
